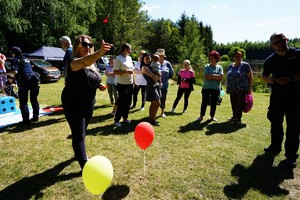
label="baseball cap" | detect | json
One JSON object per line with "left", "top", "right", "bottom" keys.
{"left": 270, "top": 33, "right": 286, "bottom": 43}
{"left": 11, "top": 46, "right": 22, "bottom": 54}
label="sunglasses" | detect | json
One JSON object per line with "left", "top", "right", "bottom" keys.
{"left": 272, "top": 38, "right": 286, "bottom": 45}
{"left": 81, "top": 41, "right": 94, "bottom": 48}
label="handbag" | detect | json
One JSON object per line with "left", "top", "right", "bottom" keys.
{"left": 243, "top": 93, "right": 253, "bottom": 113}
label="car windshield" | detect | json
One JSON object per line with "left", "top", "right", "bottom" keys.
{"left": 31, "top": 59, "right": 52, "bottom": 68}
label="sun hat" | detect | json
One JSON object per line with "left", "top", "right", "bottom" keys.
{"left": 156, "top": 49, "right": 166, "bottom": 57}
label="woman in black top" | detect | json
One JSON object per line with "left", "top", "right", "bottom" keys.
{"left": 141, "top": 53, "right": 162, "bottom": 126}
{"left": 61, "top": 35, "right": 112, "bottom": 169}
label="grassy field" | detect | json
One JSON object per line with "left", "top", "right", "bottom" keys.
{"left": 0, "top": 78, "right": 299, "bottom": 200}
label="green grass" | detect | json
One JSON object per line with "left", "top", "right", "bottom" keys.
{"left": 0, "top": 78, "right": 299, "bottom": 200}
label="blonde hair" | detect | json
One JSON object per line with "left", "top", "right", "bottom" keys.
{"left": 72, "top": 34, "right": 94, "bottom": 57}
{"left": 72, "top": 34, "right": 97, "bottom": 71}
{"left": 183, "top": 59, "right": 193, "bottom": 70}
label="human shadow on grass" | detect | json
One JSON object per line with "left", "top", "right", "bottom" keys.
{"left": 102, "top": 184, "right": 130, "bottom": 200}
{"left": 223, "top": 152, "right": 294, "bottom": 199}
{"left": 178, "top": 119, "right": 211, "bottom": 133}
{"left": 0, "top": 157, "right": 81, "bottom": 200}
{"left": 205, "top": 121, "right": 246, "bottom": 135}
{"left": 1, "top": 117, "right": 66, "bottom": 134}
{"left": 87, "top": 116, "right": 150, "bottom": 136}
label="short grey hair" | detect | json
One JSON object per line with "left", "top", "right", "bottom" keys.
{"left": 59, "top": 36, "right": 71, "bottom": 44}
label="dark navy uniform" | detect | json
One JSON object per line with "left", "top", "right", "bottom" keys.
{"left": 13, "top": 56, "right": 40, "bottom": 123}
{"left": 263, "top": 47, "right": 300, "bottom": 162}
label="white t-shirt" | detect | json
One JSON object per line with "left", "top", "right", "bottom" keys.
{"left": 114, "top": 55, "right": 134, "bottom": 84}
{"left": 134, "top": 61, "right": 147, "bottom": 86}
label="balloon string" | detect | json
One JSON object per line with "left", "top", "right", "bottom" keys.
{"left": 143, "top": 150, "right": 146, "bottom": 177}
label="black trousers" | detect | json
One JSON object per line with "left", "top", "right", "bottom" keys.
{"left": 267, "top": 92, "right": 300, "bottom": 161}
{"left": 200, "top": 89, "right": 219, "bottom": 117}
{"left": 115, "top": 83, "right": 133, "bottom": 122}
{"left": 132, "top": 84, "right": 146, "bottom": 108}
{"left": 18, "top": 76, "right": 40, "bottom": 121}
{"left": 172, "top": 87, "right": 192, "bottom": 110}
{"left": 229, "top": 90, "right": 247, "bottom": 120}
{"left": 62, "top": 90, "right": 95, "bottom": 169}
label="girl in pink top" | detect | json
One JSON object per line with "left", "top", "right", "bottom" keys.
{"left": 171, "top": 60, "right": 195, "bottom": 113}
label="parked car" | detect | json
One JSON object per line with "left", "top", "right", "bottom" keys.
{"left": 4, "top": 58, "right": 45, "bottom": 83}
{"left": 30, "top": 59, "right": 61, "bottom": 82}
{"left": 4, "top": 58, "right": 17, "bottom": 77}
{"left": 96, "top": 57, "right": 109, "bottom": 73}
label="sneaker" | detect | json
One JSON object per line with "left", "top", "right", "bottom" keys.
{"left": 227, "top": 117, "right": 236, "bottom": 122}
{"left": 230, "top": 118, "right": 241, "bottom": 124}
{"left": 114, "top": 121, "right": 122, "bottom": 127}
{"left": 153, "top": 83, "right": 159, "bottom": 87}
{"left": 279, "top": 159, "right": 297, "bottom": 169}
{"left": 31, "top": 117, "right": 39, "bottom": 122}
{"left": 130, "top": 105, "right": 136, "bottom": 109}
{"left": 110, "top": 112, "right": 116, "bottom": 116}
{"left": 140, "top": 107, "right": 145, "bottom": 111}
{"left": 182, "top": 109, "right": 186, "bottom": 113}
{"left": 21, "top": 120, "right": 31, "bottom": 125}
{"left": 210, "top": 117, "right": 218, "bottom": 122}
{"left": 161, "top": 113, "right": 166, "bottom": 118}
{"left": 150, "top": 121, "right": 160, "bottom": 126}
{"left": 264, "top": 145, "right": 281, "bottom": 154}
{"left": 197, "top": 116, "right": 203, "bottom": 121}
{"left": 66, "top": 134, "right": 72, "bottom": 139}
{"left": 123, "top": 119, "right": 131, "bottom": 124}
{"left": 171, "top": 108, "right": 175, "bottom": 113}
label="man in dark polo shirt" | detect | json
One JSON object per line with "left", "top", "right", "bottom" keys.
{"left": 262, "top": 33, "right": 300, "bottom": 168}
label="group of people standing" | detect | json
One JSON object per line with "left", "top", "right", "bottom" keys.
{"left": 106, "top": 46, "right": 175, "bottom": 127}
{"left": 3, "top": 32, "right": 295, "bottom": 171}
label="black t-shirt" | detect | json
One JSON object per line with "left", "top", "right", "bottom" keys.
{"left": 263, "top": 47, "right": 300, "bottom": 94}
{"left": 62, "top": 58, "right": 97, "bottom": 103}
{"left": 142, "top": 64, "right": 155, "bottom": 85}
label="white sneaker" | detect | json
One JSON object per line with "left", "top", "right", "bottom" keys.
{"left": 161, "top": 113, "right": 166, "bottom": 118}
{"left": 153, "top": 83, "right": 159, "bottom": 87}
{"left": 210, "top": 117, "right": 218, "bottom": 122}
{"left": 171, "top": 108, "right": 175, "bottom": 113}
{"left": 114, "top": 121, "right": 122, "bottom": 127}
{"left": 182, "top": 109, "right": 186, "bottom": 113}
{"left": 140, "top": 107, "right": 145, "bottom": 111}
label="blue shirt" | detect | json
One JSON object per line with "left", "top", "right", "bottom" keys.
{"left": 202, "top": 64, "right": 223, "bottom": 91}
{"left": 226, "top": 61, "right": 251, "bottom": 92}
{"left": 159, "top": 60, "right": 174, "bottom": 90}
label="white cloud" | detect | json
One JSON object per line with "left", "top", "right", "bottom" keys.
{"left": 141, "top": 4, "right": 159, "bottom": 13}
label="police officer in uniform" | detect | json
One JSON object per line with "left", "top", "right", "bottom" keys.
{"left": 11, "top": 46, "right": 40, "bottom": 124}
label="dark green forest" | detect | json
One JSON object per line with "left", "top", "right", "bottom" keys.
{"left": 1, "top": 0, "right": 300, "bottom": 66}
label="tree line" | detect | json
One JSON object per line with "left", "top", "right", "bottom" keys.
{"left": 1, "top": 0, "right": 299, "bottom": 67}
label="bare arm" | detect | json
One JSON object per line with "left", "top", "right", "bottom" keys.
{"left": 247, "top": 70, "right": 253, "bottom": 94}
{"left": 142, "top": 66, "right": 160, "bottom": 81}
{"left": 205, "top": 74, "right": 223, "bottom": 81}
{"left": 70, "top": 40, "right": 112, "bottom": 71}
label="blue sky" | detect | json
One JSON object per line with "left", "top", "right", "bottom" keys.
{"left": 141, "top": 0, "right": 300, "bottom": 44}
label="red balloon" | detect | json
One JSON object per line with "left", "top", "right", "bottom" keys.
{"left": 134, "top": 122, "right": 154, "bottom": 150}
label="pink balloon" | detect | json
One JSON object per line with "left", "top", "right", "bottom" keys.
{"left": 134, "top": 122, "right": 154, "bottom": 150}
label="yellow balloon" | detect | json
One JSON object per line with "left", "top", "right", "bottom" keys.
{"left": 82, "top": 155, "right": 114, "bottom": 195}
